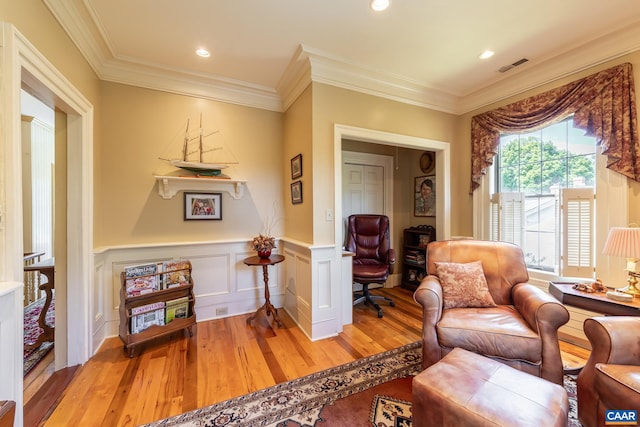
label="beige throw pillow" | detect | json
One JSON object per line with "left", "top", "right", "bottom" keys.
{"left": 435, "top": 260, "right": 497, "bottom": 309}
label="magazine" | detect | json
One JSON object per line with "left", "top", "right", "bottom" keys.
{"left": 124, "top": 262, "right": 160, "bottom": 297}
{"left": 165, "top": 296, "right": 189, "bottom": 324}
{"left": 131, "top": 307, "right": 165, "bottom": 334}
{"left": 131, "top": 301, "right": 165, "bottom": 316}
{"left": 162, "top": 260, "right": 191, "bottom": 289}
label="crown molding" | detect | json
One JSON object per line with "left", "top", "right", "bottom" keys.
{"left": 99, "top": 58, "right": 283, "bottom": 111}
{"left": 43, "top": 0, "right": 283, "bottom": 111}
{"left": 458, "top": 22, "right": 640, "bottom": 114}
{"left": 42, "top": 1, "right": 640, "bottom": 116}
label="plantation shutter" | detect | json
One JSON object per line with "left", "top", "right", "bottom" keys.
{"left": 489, "top": 192, "right": 524, "bottom": 246}
{"left": 561, "top": 187, "right": 595, "bottom": 278}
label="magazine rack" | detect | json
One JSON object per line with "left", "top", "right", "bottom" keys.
{"left": 118, "top": 260, "right": 196, "bottom": 357}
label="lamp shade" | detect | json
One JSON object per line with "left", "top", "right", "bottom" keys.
{"left": 602, "top": 227, "right": 640, "bottom": 258}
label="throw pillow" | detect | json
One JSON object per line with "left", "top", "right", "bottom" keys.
{"left": 435, "top": 260, "right": 497, "bottom": 309}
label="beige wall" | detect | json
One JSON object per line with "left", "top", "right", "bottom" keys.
{"left": 458, "top": 52, "right": 640, "bottom": 232}
{"left": 96, "top": 82, "right": 284, "bottom": 247}
{"left": 311, "top": 83, "right": 458, "bottom": 245}
{"left": 283, "top": 86, "right": 313, "bottom": 243}
{"left": 4, "top": 0, "right": 640, "bottom": 247}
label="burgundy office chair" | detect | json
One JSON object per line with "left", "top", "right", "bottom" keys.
{"left": 345, "top": 214, "right": 396, "bottom": 318}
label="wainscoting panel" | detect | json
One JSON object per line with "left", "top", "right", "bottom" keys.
{"left": 92, "top": 239, "right": 348, "bottom": 353}
{"left": 317, "top": 260, "right": 332, "bottom": 309}
{"left": 0, "top": 282, "right": 23, "bottom": 425}
{"left": 190, "top": 253, "right": 231, "bottom": 296}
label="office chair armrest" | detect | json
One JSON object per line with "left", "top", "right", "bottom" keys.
{"left": 387, "top": 248, "right": 396, "bottom": 274}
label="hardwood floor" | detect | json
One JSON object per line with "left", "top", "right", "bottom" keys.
{"left": 30, "top": 286, "right": 590, "bottom": 427}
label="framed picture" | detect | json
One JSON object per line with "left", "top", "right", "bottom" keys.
{"left": 291, "top": 181, "right": 302, "bottom": 204}
{"left": 184, "top": 192, "right": 222, "bottom": 220}
{"left": 414, "top": 176, "right": 436, "bottom": 217}
{"left": 291, "top": 153, "right": 302, "bottom": 179}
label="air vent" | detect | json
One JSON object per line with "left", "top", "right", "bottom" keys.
{"left": 498, "top": 58, "right": 529, "bottom": 73}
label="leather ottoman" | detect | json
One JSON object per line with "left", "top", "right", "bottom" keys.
{"left": 412, "top": 347, "right": 568, "bottom": 427}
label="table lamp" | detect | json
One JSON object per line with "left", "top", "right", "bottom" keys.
{"left": 602, "top": 226, "right": 640, "bottom": 296}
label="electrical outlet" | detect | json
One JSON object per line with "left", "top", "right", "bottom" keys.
{"left": 216, "top": 307, "right": 228, "bottom": 316}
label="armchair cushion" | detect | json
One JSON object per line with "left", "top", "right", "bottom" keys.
{"left": 435, "top": 260, "right": 497, "bottom": 309}
{"left": 437, "top": 306, "right": 542, "bottom": 362}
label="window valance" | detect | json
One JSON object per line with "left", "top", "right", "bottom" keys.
{"left": 470, "top": 62, "right": 640, "bottom": 193}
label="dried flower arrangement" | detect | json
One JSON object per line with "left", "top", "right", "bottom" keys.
{"left": 250, "top": 203, "right": 280, "bottom": 253}
{"left": 251, "top": 234, "right": 276, "bottom": 251}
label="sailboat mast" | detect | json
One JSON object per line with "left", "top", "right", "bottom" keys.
{"left": 182, "top": 118, "right": 190, "bottom": 161}
{"left": 199, "top": 113, "right": 204, "bottom": 163}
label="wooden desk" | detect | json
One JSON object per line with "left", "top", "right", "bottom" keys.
{"left": 549, "top": 281, "right": 640, "bottom": 316}
{"left": 243, "top": 254, "right": 285, "bottom": 330}
{"left": 24, "top": 257, "right": 55, "bottom": 350}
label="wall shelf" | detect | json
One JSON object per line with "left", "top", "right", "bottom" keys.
{"left": 154, "top": 175, "right": 247, "bottom": 200}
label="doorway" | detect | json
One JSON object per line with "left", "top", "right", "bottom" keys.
{"left": 0, "top": 24, "right": 94, "bottom": 424}
{"left": 21, "top": 90, "right": 58, "bottom": 387}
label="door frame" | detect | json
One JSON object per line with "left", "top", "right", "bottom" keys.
{"left": 334, "top": 124, "right": 451, "bottom": 249}
{"left": 1, "top": 24, "right": 93, "bottom": 375}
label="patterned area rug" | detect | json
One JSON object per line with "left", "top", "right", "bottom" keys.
{"left": 141, "top": 342, "right": 582, "bottom": 427}
{"left": 24, "top": 296, "right": 55, "bottom": 376}
{"left": 370, "top": 395, "right": 412, "bottom": 427}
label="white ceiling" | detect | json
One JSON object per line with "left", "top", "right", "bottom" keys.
{"left": 44, "top": 0, "right": 640, "bottom": 113}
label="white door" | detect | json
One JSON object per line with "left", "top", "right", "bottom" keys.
{"left": 341, "top": 151, "right": 393, "bottom": 246}
{"left": 342, "top": 163, "right": 384, "bottom": 218}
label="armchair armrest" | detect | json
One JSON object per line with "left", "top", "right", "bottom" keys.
{"left": 512, "top": 283, "right": 570, "bottom": 333}
{"left": 513, "top": 283, "right": 569, "bottom": 384}
{"left": 414, "top": 276, "right": 443, "bottom": 368}
{"left": 584, "top": 316, "right": 640, "bottom": 366}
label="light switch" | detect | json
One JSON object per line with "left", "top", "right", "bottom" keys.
{"left": 326, "top": 208, "right": 333, "bottom": 221}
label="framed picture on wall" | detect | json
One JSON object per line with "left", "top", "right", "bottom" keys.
{"left": 184, "top": 192, "right": 222, "bottom": 220}
{"left": 291, "top": 181, "right": 302, "bottom": 204}
{"left": 291, "top": 153, "right": 302, "bottom": 179}
{"left": 414, "top": 176, "right": 436, "bottom": 217}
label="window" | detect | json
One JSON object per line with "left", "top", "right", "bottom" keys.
{"left": 491, "top": 118, "right": 596, "bottom": 276}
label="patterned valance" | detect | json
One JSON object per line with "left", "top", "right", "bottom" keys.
{"left": 470, "top": 62, "right": 640, "bottom": 193}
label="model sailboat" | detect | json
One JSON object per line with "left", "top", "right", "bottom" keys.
{"left": 162, "top": 114, "right": 238, "bottom": 177}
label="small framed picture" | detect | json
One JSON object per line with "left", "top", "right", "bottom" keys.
{"left": 184, "top": 192, "right": 222, "bottom": 220}
{"left": 291, "top": 181, "right": 302, "bottom": 204}
{"left": 291, "top": 153, "right": 302, "bottom": 179}
{"left": 414, "top": 175, "right": 436, "bottom": 217}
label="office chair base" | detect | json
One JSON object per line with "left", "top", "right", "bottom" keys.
{"left": 354, "top": 285, "right": 394, "bottom": 318}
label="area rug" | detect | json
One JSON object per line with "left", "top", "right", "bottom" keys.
{"left": 24, "top": 296, "right": 55, "bottom": 376}
{"left": 141, "top": 341, "right": 582, "bottom": 427}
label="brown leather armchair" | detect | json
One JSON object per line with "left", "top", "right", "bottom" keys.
{"left": 345, "top": 214, "right": 396, "bottom": 318}
{"left": 413, "top": 239, "right": 570, "bottom": 384}
{"left": 577, "top": 316, "right": 640, "bottom": 427}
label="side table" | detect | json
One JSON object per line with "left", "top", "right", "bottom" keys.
{"left": 24, "top": 257, "right": 55, "bottom": 350}
{"left": 244, "top": 254, "right": 285, "bottom": 329}
{"left": 549, "top": 281, "right": 640, "bottom": 316}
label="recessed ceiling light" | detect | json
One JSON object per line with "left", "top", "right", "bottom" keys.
{"left": 371, "top": 0, "right": 390, "bottom": 11}
{"left": 479, "top": 50, "right": 495, "bottom": 60}
{"left": 196, "top": 48, "right": 210, "bottom": 58}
